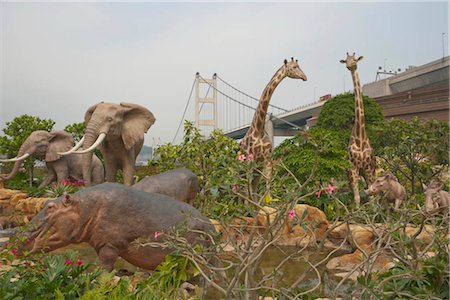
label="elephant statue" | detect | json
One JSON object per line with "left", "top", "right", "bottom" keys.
{"left": 0, "top": 130, "right": 104, "bottom": 187}
{"left": 60, "top": 102, "right": 155, "bottom": 186}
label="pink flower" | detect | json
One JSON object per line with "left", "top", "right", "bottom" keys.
{"left": 61, "top": 178, "right": 71, "bottom": 186}
{"left": 11, "top": 249, "right": 17, "bottom": 255}
{"left": 154, "top": 231, "right": 162, "bottom": 239}
{"left": 287, "top": 209, "right": 296, "bottom": 221}
{"left": 315, "top": 190, "right": 322, "bottom": 198}
{"left": 76, "top": 260, "right": 83, "bottom": 266}
{"left": 327, "top": 184, "right": 337, "bottom": 194}
{"left": 232, "top": 185, "right": 238, "bottom": 193}
{"left": 65, "top": 259, "right": 73, "bottom": 265}
{"left": 238, "top": 154, "right": 246, "bottom": 162}
{"left": 247, "top": 154, "right": 255, "bottom": 161}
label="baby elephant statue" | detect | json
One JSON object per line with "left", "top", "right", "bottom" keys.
{"left": 423, "top": 181, "right": 449, "bottom": 215}
{"left": 0, "top": 130, "right": 104, "bottom": 187}
{"left": 132, "top": 168, "right": 200, "bottom": 205}
{"left": 16, "top": 183, "right": 214, "bottom": 271}
{"left": 365, "top": 172, "right": 406, "bottom": 210}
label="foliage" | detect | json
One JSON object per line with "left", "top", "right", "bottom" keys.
{"left": 273, "top": 127, "right": 351, "bottom": 217}
{"left": 64, "top": 122, "right": 86, "bottom": 143}
{"left": 44, "top": 181, "right": 82, "bottom": 198}
{"left": 377, "top": 250, "right": 449, "bottom": 298}
{"left": 0, "top": 250, "right": 99, "bottom": 300}
{"left": 0, "top": 242, "right": 201, "bottom": 299}
{"left": 373, "top": 117, "right": 449, "bottom": 195}
{"left": 151, "top": 120, "right": 244, "bottom": 218}
{"left": 1, "top": 168, "right": 46, "bottom": 197}
{"left": 315, "top": 92, "right": 385, "bottom": 149}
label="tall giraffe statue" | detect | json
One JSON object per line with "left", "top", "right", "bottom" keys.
{"left": 340, "top": 52, "right": 376, "bottom": 207}
{"left": 240, "top": 57, "right": 307, "bottom": 190}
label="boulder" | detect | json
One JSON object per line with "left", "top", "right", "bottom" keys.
{"left": 15, "top": 197, "right": 54, "bottom": 214}
{"left": 0, "top": 189, "right": 21, "bottom": 200}
{"left": 10, "top": 192, "right": 28, "bottom": 206}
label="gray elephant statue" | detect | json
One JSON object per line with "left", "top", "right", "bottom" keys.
{"left": 0, "top": 130, "right": 104, "bottom": 187}
{"left": 60, "top": 102, "right": 155, "bottom": 186}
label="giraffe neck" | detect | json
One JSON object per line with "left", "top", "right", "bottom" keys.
{"left": 351, "top": 69, "right": 367, "bottom": 145}
{"left": 249, "top": 67, "right": 285, "bottom": 136}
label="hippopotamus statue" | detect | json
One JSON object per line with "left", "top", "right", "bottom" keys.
{"left": 132, "top": 168, "right": 200, "bottom": 205}
{"left": 17, "top": 183, "right": 214, "bottom": 271}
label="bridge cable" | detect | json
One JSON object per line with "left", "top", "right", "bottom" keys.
{"left": 172, "top": 77, "right": 196, "bottom": 144}
{"left": 198, "top": 74, "right": 303, "bottom": 131}
{"left": 216, "top": 74, "right": 289, "bottom": 112}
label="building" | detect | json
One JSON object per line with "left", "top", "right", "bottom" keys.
{"left": 362, "top": 56, "right": 449, "bottom": 121}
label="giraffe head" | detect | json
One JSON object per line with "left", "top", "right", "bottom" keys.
{"left": 283, "top": 57, "right": 307, "bottom": 81}
{"left": 340, "top": 52, "right": 363, "bottom": 71}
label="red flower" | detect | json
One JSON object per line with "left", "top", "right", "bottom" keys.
{"left": 25, "top": 239, "right": 31, "bottom": 244}
{"left": 11, "top": 249, "right": 18, "bottom": 255}
{"left": 247, "top": 154, "right": 255, "bottom": 161}
{"left": 76, "top": 260, "right": 83, "bottom": 266}
{"left": 65, "top": 259, "right": 73, "bottom": 265}
{"left": 238, "top": 154, "right": 246, "bottom": 162}
{"left": 154, "top": 231, "right": 162, "bottom": 239}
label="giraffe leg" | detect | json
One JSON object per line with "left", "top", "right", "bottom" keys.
{"left": 349, "top": 168, "right": 361, "bottom": 208}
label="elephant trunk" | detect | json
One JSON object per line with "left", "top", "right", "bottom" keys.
{"left": 81, "top": 121, "right": 103, "bottom": 186}
{"left": 1, "top": 139, "right": 33, "bottom": 181}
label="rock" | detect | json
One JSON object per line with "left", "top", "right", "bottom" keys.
{"left": 15, "top": 197, "right": 54, "bottom": 214}
{"left": 10, "top": 193, "right": 28, "bottom": 206}
{"left": 0, "top": 189, "right": 21, "bottom": 200}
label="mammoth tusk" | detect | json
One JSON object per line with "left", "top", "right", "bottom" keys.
{"left": 72, "top": 133, "right": 106, "bottom": 154}
{"left": 58, "top": 136, "right": 85, "bottom": 156}
{"left": 0, "top": 153, "right": 30, "bottom": 163}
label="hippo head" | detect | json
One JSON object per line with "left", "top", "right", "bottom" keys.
{"left": 21, "top": 194, "right": 81, "bottom": 254}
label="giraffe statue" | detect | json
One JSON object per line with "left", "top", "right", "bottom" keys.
{"left": 340, "top": 52, "right": 376, "bottom": 207}
{"left": 240, "top": 57, "right": 307, "bottom": 191}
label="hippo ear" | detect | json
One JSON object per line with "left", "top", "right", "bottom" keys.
{"left": 63, "top": 193, "right": 72, "bottom": 207}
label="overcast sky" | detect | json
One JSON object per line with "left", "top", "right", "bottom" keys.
{"left": 0, "top": 1, "right": 448, "bottom": 147}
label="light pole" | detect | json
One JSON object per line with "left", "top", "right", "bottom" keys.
{"left": 442, "top": 33, "right": 447, "bottom": 58}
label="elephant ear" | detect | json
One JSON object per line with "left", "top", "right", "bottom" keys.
{"left": 84, "top": 102, "right": 103, "bottom": 124}
{"left": 46, "top": 131, "right": 74, "bottom": 162}
{"left": 120, "top": 102, "right": 156, "bottom": 150}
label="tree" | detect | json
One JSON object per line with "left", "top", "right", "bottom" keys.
{"left": 64, "top": 122, "right": 85, "bottom": 142}
{"left": 315, "top": 92, "right": 385, "bottom": 149}
{"left": 0, "top": 115, "right": 55, "bottom": 185}
{"left": 372, "top": 117, "right": 449, "bottom": 195}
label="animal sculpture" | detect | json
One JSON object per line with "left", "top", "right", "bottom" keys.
{"left": 17, "top": 183, "right": 214, "bottom": 271}
{"left": 132, "top": 168, "right": 199, "bottom": 205}
{"left": 365, "top": 172, "right": 406, "bottom": 209}
{"left": 0, "top": 130, "right": 103, "bottom": 187}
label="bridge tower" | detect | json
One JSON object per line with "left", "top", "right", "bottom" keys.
{"left": 195, "top": 73, "right": 217, "bottom": 132}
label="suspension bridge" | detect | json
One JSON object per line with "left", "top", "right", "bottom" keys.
{"left": 172, "top": 73, "right": 325, "bottom": 144}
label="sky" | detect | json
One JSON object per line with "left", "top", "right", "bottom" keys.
{"left": 0, "top": 1, "right": 448, "bottom": 147}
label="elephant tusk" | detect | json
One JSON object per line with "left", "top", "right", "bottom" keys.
{"left": 72, "top": 133, "right": 106, "bottom": 154}
{"left": 0, "top": 153, "right": 30, "bottom": 163}
{"left": 58, "top": 136, "right": 85, "bottom": 156}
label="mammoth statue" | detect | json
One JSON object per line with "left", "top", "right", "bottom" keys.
{"left": 0, "top": 130, "right": 104, "bottom": 187}
{"left": 60, "top": 102, "right": 155, "bottom": 186}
